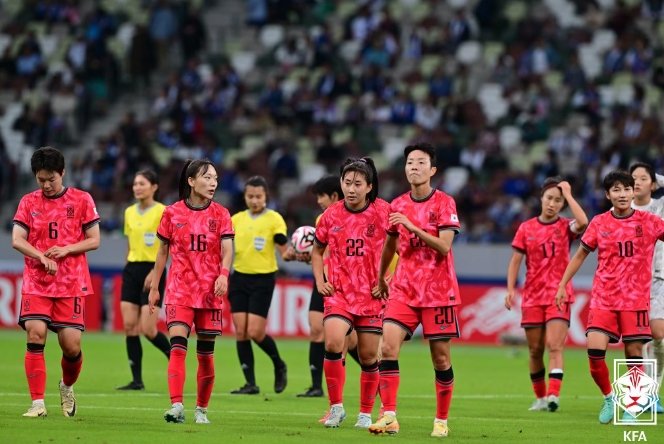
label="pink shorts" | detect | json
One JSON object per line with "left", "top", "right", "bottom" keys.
{"left": 521, "top": 303, "right": 570, "bottom": 328}
{"left": 586, "top": 308, "right": 651, "bottom": 344}
{"left": 383, "top": 299, "right": 459, "bottom": 341}
{"left": 19, "top": 295, "right": 85, "bottom": 332}
{"left": 166, "top": 304, "right": 223, "bottom": 336}
{"left": 323, "top": 305, "right": 382, "bottom": 334}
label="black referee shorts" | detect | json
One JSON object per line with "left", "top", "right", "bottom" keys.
{"left": 121, "top": 262, "right": 165, "bottom": 307}
{"left": 228, "top": 271, "right": 276, "bottom": 318}
{"left": 309, "top": 284, "right": 324, "bottom": 313}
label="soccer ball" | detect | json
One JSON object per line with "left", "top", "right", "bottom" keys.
{"left": 291, "top": 226, "right": 316, "bottom": 254}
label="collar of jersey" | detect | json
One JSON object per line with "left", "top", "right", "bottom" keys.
{"left": 536, "top": 216, "right": 560, "bottom": 225}
{"left": 409, "top": 188, "right": 435, "bottom": 203}
{"left": 610, "top": 208, "right": 635, "bottom": 219}
{"left": 43, "top": 187, "right": 68, "bottom": 200}
{"left": 185, "top": 198, "right": 211, "bottom": 211}
{"left": 344, "top": 200, "right": 370, "bottom": 214}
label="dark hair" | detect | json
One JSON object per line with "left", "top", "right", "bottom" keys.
{"left": 404, "top": 142, "right": 436, "bottom": 166}
{"left": 31, "top": 146, "right": 65, "bottom": 175}
{"left": 135, "top": 169, "right": 159, "bottom": 185}
{"left": 244, "top": 175, "right": 270, "bottom": 200}
{"left": 540, "top": 176, "right": 563, "bottom": 196}
{"left": 340, "top": 157, "right": 379, "bottom": 202}
{"left": 629, "top": 162, "right": 656, "bottom": 183}
{"left": 312, "top": 175, "right": 343, "bottom": 198}
{"left": 178, "top": 159, "right": 214, "bottom": 200}
{"left": 602, "top": 170, "right": 634, "bottom": 192}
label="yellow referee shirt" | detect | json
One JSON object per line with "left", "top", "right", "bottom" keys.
{"left": 124, "top": 202, "right": 166, "bottom": 262}
{"left": 232, "top": 209, "right": 287, "bottom": 274}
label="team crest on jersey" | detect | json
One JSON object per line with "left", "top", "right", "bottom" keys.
{"left": 167, "top": 306, "right": 176, "bottom": 319}
{"left": 635, "top": 225, "right": 643, "bottom": 238}
{"left": 366, "top": 224, "right": 376, "bottom": 237}
{"left": 208, "top": 219, "right": 217, "bottom": 233}
{"left": 66, "top": 206, "right": 74, "bottom": 218}
{"left": 429, "top": 212, "right": 437, "bottom": 224}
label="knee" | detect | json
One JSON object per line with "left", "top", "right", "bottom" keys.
{"left": 325, "top": 338, "right": 344, "bottom": 354}
{"left": 124, "top": 322, "right": 139, "bottom": 336}
{"left": 431, "top": 354, "right": 451, "bottom": 370}
{"left": 235, "top": 330, "right": 249, "bottom": 341}
{"left": 310, "top": 324, "right": 324, "bottom": 342}
{"left": 27, "top": 330, "right": 46, "bottom": 344}
{"left": 61, "top": 342, "right": 81, "bottom": 358}
{"left": 381, "top": 341, "right": 399, "bottom": 360}
{"left": 359, "top": 352, "right": 378, "bottom": 367}
{"left": 546, "top": 342, "right": 563, "bottom": 355}
{"left": 529, "top": 346, "right": 545, "bottom": 360}
{"left": 140, "top": 322, "right": 158, "bottom": 339}
{"left": 247, "top": 326, "right": 266, "bottom": 342}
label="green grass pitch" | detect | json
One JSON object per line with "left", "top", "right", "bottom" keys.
{"left": 0, "top": 331, "right": 662, "bottom": 443}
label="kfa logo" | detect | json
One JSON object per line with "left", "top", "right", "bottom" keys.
{"left": 66, "top": 206, "right": 74, "bottom": 218}
{"left": 612, "top": 359, "right": 659, "bottom": 426}
{"left": 365, "top": 224, "right": 375, "bottom": 237}
{"left": 635, "top": 225, "right": 643, "bottom": 238}
{"left": 623, "top": 430, "right": 647, "bottom": 441}
{"left": 208, "top": 219, "right": 217, "bottom": 233}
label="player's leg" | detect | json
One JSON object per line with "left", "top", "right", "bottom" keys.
{"left": 247, "top": 273, "right": 287, "bottom": 393}
{"left": 587, "top": 329, "right": 613, "bottom": 423}
{"left": 298, "top": 307, "right": 325, "bottom": 397}
{"left": 345, "top": 330, "right": 360, "bottom": 365}
{"left": 355, "top": 329, "right": 381, "bottom": 428}
{"left": 369, "top": 320, "right": 408, "bottom": 435}
{"left": 193, "top": 307, "right": 222, "bottom": 425}
{"left": 231, "top": 311, "right": 258, "bottom": 393}
{"left": 23, "top": 319, "right": 48, "bottom": 417}
{"left": 645, "top": 279, "right": 664, "bottom": 412}
{"left": 164, "top": 307, "right": 192, "bottom": 423}
{"left": 57, "top": 326, "right": 82, "bottom": 418}
{"left": 140, "top": 269, "right": 171, "bottom": 360}
{"left": 118, "top": 301, "right": 143, "bottom": 389}
{"left": 545, "top": 319, "right": 568, "bottom": 412}
{"left": 429, "top": 339, "right": 453, "bottom": 437}
{"left": 322, "top": 315, "right": 351, "bottom": 427}
{"left": 525, "top": 327, "right": 547, "bottom": 410}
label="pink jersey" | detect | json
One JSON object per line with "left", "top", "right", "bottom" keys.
{"left": 581, "top": 209, "right": 664, "bottom": 311}
{"left": 13, "top": 187, "right": 99, "bottom": 298}
{"left": 388, "top": 190, "right": 461, "bottom": 308}
{"left": 314, "top": 199, "right": 390, "bottom": 316}
{"left": 512, "top": 217, "right": 578, "bottom": 306}
{"left": 157, "top": 200, "right": 234, "bottom": 309}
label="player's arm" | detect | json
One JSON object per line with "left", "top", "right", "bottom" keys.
{"left": 505, "top": 251, "right": 524, "bottom": 310}
{"left": 372, "top": 234, "right": 397, "bottom": 299}
{"left": 557, "top": 181, "right": 588, "bottom": 232}
{"left": 274, "top": 234, "right": 295, "bottom": 261}
{"left": 555, "top": 246, "right": 590, "bottom": 309}
{"left": 389, "top": 212, "right": 454, "bottom": 255}
{"left": 312, "top": 243, "right": 333, "bottom": 296}
{"left": 44, "top": 224, "right": 101, "bottom": 259}
{"left": 214, "top": 237, "right": 234, "bottom": 296}
{"left": 11, "top": 224, "right": 57, "bottom": 275}
{"left": 148, "top": 242, "right": 170, "bottom": 313}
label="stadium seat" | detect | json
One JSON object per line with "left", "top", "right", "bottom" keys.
{"left": 259, "top": 25, "right": 285, "bottom": 49}
{"left": 456, "top": 41, "right": 482, "bottom": 65}
{"left": 231, "top": 51, "right": 257, "bottom": 76}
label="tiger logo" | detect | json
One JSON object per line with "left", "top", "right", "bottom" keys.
{"left": 612, "top": 366, "right": 659, "bottom": 417}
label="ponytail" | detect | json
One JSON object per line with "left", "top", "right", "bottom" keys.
{"left": 340, "top": 156, "right": 380, "bottom": 203}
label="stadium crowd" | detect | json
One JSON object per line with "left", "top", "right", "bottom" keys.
{"left": 3, "top": 0, "right": 664, "bottom": 242}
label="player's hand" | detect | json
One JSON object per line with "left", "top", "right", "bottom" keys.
{"left": 44, "top": 245, "right": 70, "bottom": 259}
{"left": 389, "top": 212, "right": 416, "bottom": 232}
{"left": 143, "top": 270, "right": 154, "bottom": 291}
{"left": 557, "top": 181, "right": 572, "bottom": 197}
{"left": 282, "top": 246, "right": 296, "bottom": 262}
{"left": 317, "top": 281, "right": 334, "bottom": 297}
{"left": 295, "top": 251, "right": 312, "bottom": 263}
{"left": 554, "top": 287, "right": 566, "bottom": 311}
{"left": 148, "top": 288, "right": 161, "bottom": 314}
{"left": 371, "top": 277, "right": 389, "bottom": 299}
{"left": 39, "top": 254, "right": 57, "bottom": 275}
{"left": 214, "top": 274, "right": 228, "bottom": 296}
{"left": 504, "top": 289, "right": 515, "bottom": 310}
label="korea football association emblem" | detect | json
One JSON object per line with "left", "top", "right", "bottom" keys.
{"left": 612, "top": 359, "right": 659, "bottom": 425}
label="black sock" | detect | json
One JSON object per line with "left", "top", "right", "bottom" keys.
{"left": 147, "top": 332, "right": 171, "bottom": 359}
{"left": 310, "top": 341, "right": 324, "bottom": 390}
{"left": 237, "top": 340, "right": 256, "bottom": 385}
{"left": 256, "top": 335, "right": 284, "bottom": 368}
{"left": 126, "top": 336, "right": 142, "bottom": 384}
{"left": 347, "top": 345, "right": 360, "bottom": 365}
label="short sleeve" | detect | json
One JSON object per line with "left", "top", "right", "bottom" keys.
{"left": 220, "top": 208, "right": 234, "bottom": 239}
{"left": 157, "top": 207, "right": 172, "bottom": 243}
{"left": 581, "top": 218, "right": 598, "bottom": 252}
{"left": 387, "top": 201, "right": 398, "bottom": 236}
{"left": 273, "top": 211, "right": 287, "bottom": 237}
{"left": 123, "top": 207, "right": 130, "bottom": 237}
{"left": 511, "top": 223, "right": 526, "bottom": 253}
{"left": 314, "top": 211, "right": 329, "bottom": 247}
{"left": 652, "top": 213, "right": 664, "bottom": 241}
{"left": 438, "top": 196, "right": 460, "bottom": 233}
{"left": 13, "top": 196, "right": 31, "bottom": 233}
{"left": 82, "top": 192, "right": 100, "bottom": 231}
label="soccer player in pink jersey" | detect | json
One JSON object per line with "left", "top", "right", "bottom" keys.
{"left": 312, "top": 157, "right": 390, "bottom": 429}
{"left": 505, "top": 177, "right": 588, "bottom": 413}
{"left": 148, "top": 159, "right": 234, "bottom": 424}
{"left": 556, "top": 170, "right": 664, "bottom": 424}
{"left": 12, "top": 147, "right": 101, "bottom": 418}
{"left": 369, "top": 143, "right": 460, "bottom": 438}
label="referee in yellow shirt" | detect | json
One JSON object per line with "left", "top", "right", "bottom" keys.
{"left": 117, "top": 170, "right": 171, "bottom": 390}
{"left": 229, "top": 176, "right": 294, "bottom": 395}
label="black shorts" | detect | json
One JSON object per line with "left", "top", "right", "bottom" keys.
{"left": 309, "top": 284, "right": 324, "bottom": 313}
{"left": 228, "top": 271, "right": 276, "bottom": 318}
{"left": 121, "top": 262, "right": 165, "bottom": 307}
